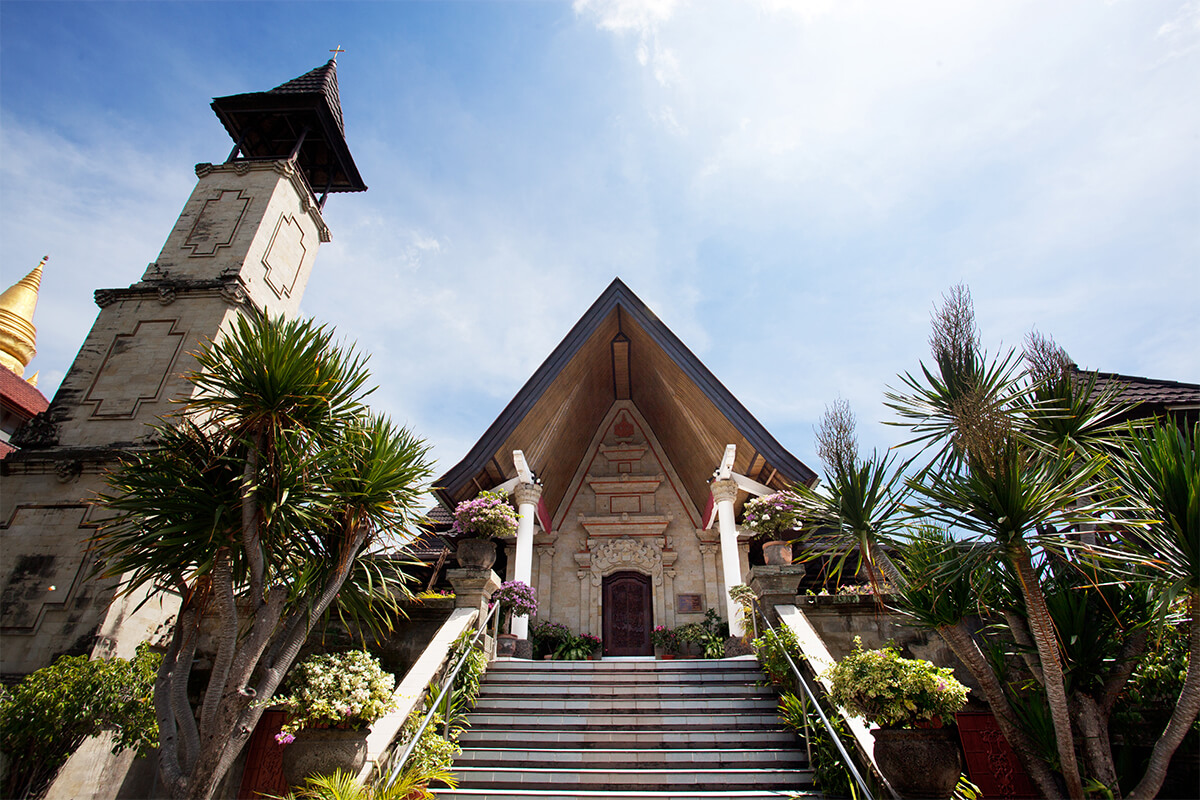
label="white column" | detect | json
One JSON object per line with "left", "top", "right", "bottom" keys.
{"left": 510, "top": 481, "right": 542, "bottom": 640}
{"left": 711, "top": 478, "right": 745, "bottom": 637}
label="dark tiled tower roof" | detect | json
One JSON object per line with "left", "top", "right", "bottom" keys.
{"left": 269, "top": 60, "right": 345, "bottom": 137}
{"left": 211, "top": 59, "right": 366, "bottom": 195}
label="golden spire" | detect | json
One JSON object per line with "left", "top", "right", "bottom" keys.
{"left": 0, "top": 256, "right": 46, "bottom": 380}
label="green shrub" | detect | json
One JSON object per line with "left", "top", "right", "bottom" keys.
{"left": 823, "top": 636, "right": 969, "bottom": 728}
{"left": 0, "top": 643, "right": 160, "bottom": 799}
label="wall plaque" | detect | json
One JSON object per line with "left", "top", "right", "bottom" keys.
{"left": 676, "top": 594, "right": 703, "bottom": 614}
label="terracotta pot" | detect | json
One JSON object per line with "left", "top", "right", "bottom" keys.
{"left": 761, "top": 540, "right": 793, "bottom": 565}
{"left": 281, "top": 727, "right": 369, "bottom": 787}
{"left": 659, "top": 653, "right": 676, "bottom": 660}
{"left": 497, "top": 633, "right": 518, "bottom": 657}
{"left": 873, "top": 726, "right": 963, "bottom": 799}
{"left": 455, "top": 537, "right": 496, "bottom": 569}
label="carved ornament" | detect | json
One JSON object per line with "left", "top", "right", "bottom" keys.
{"left": 588, "top": 536, "right": 664, "bottom": 588}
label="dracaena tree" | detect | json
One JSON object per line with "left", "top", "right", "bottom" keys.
{"left": 800, "top": 286, "right": 1200, "bottom": 798}
{"left": 880, "top": 286, "right": 1195, "bottom": 799}
{"left": 92, "top": 313, "right": 433, "bottom": 800}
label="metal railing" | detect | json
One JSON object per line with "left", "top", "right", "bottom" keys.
{"left": 749, "top": 597, "right": 877, "bottom": 800}
{"left": 383, "top": 601, "right": 499, "bottom": 789}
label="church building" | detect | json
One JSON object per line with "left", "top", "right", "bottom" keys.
{"left": 432, "top": 278, "right": 818, "bottom": 655}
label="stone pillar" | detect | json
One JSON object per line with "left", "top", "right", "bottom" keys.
{"left": 510, "top": 482, "right": 542, "bottom": 640}
{"left": 747, "top": 564, "right": 807, "bottom": 626}
{"left": 446, "top": 568, "right": 502, "bottom": 631}
{"left": 711, "top": 478, "right": 745, "bottom": 637}
{"left": 697, "top": 537, "right": 721, "bottom": 614}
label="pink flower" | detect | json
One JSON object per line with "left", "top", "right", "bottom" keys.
{"left": 275, "top": 732, "right": 296, "bottom": 745}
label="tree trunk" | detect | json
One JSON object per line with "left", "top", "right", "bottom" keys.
{"left": 1071, "top": 693, "right": 1119, "bottom": 798}
{"left": 1127, "top": 593, "right": 1200, "bottom": 800}
{"left": 1010, "top": 542, "right": 1085, "bottom": 800}
{"left": 938, "top": 622, "right": 1062, "bottom": 798}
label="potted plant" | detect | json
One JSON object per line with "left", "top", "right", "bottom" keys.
{"left": 676, "top": 609, "right": 728, "bottom": 659}
{"left": 490, "top": 580, "right": 537, "bottom": 657}
{"left": 530, "top": 619, "right": 573, "bottom": 660}
{"left": 651, "top": 625, "right": 681, "bottom": 658}
{"left": 555, "top": 632, "right": 602, "bottom": 661}
{"left": 741, "top": 491, "right": 804, "bottom": 564}
{"left": 451, "top": 490, "right": 518, "bottom": 568}
{"left": 823, "top": 637, "right": 970, "bottom": 799}
{"left": 274, "top": 650, "right": 397, "bottom": 786}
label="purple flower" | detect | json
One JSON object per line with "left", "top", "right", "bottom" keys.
{"left": 275, "top": 732, "right": 296, "bottom": 746}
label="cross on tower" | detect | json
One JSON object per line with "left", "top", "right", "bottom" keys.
{"left": 329, "top": 45, "right": 345, "bottom": 61}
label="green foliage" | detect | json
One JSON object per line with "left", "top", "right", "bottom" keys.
{"left": 393, "top": 713, "right": 460, "bottom": 793}
{"left": 752, "top": 625, "right": 802, "bottom": 687}
{"left": 272, "top": 767, "right": 446, "bottom": 800}
{"left": 778, "top": 691, "right": 856, "bottom": 798}
{"left": 529, "top": 620, "right": 572, "bottom": 659}
{"left": 91, "top": 313, "right": 434, "bottom": 799}
{"left": 676, "top": 609, "right": 727, "bottom": 658}
{"left": 651, "top": 625, "right": 681, "bottom": 654}
{"left": 824, "top": 637, "right": 969, "bottom": 729}
{"left": 276, "top": 651, "right": 397, "bottom": 740}
{"left": 553, "top": 632, "right": 601, "bottom": 661}
{"left": 0, "top": 643, "right": 160, "bottom": 799}
{"left": 424, "top": 631, "right": 488, "bottom": 730}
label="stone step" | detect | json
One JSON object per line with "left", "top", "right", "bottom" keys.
{"left": 434, "top": 790, "right": 818, "bottom": 799}
{"left": 477, "top": 683, "right": 771, "bottom": 698}
{"left": 482, "top": 671, "right": 764, "bottom": 686}
{"left": 464, "top": 711, "right": 783, "bottom": 729}
{"left": 471, "top": 696, "right": 779, "bottom": 713}
{"left": 486, "top": 657, "right": 759, "bottom": 671}
{"left": 455, "top": 747, "right": 807, "bottom": 769}
{"left": 457, "top": 727, "right": 797, "bottom": 749}
{"left": 449, "top": 766, "right": 814, "bottom": 791}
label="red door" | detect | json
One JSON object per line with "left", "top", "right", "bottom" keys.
{"left": 603, "top": 571, "right": 653, "bottom": 656}
{"left": 237, "top": 710, "right": 288, "bottom": 799}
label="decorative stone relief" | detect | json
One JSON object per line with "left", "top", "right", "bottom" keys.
{"left": 93, "top": 289, "right": 117, "bottom": 308}
{"left": 183, "top": 189, "right": 250, "bottom": 256}
{"left": 83, "top": 320, "right": 186, "bottom": 418}
{"left": 262, "top": 214, "right": 308, "bottom": 299}
{"left": 54, "top": 460, "right": 82, "bottom": 484}
{"left": 220, "top": 279, "right": 249, "bottom": 307}
{"left": 11, "top": 412, "right": 59, "bottom": 449}
{"left": 589, "top": 537, "right": 664, "bottom": 587}
{"left": 157, "top": 285, "right": 177, "bottom": 306}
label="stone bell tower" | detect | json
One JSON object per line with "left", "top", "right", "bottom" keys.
{"left": 0, "top": 59, "right": 366, "bottom": 676}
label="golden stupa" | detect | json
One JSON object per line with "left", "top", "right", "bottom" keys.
{"left": 0, "top": 257, "right": 46, "bottom": 383}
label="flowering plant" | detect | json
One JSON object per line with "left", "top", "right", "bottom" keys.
{"left": 274, "top": 650, "right": 396, "bottom": 744}
{"left": 741, "top": 491, "right": 804, "bottom": 539}
{"left": 823, "top": 637, "right": 968, "bottom": 729}
{"left": 651, "top": 625, "right": 681, "bottom": 654}
{"left": 451, "top": 490, "right": 518, "bottom": 539}
{"left": 490, "top": 580, "right": 537, "bottom": 619}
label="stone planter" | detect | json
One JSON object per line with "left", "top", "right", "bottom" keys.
{"left": 455, "top": 537, "right": 496, "bottom": 569}
{"left": 496, "top": 633, "right": 518, "bottom": 657}
{"left": 281, "top": 727, "right": 369, "bottom": 787}
{"left": 873, "top": 726, "right": 963, "bottom": 800}
{"left": 761, "top": 540, "right": 793, "bottom": 565}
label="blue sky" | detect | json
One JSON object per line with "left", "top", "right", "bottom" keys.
{"left": 2, "top": 0, "right": 1198, "bottom": 479}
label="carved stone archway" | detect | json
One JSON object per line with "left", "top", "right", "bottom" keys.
{"left": 585, "top": 537, "right": 673, "bottom": 636}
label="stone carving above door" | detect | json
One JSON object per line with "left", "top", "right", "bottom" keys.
{"left": 588, "top": 537, "right": 664, "bottom": 587}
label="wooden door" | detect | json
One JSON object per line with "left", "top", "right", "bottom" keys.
{"left": 602, "top": 571, "right": 652, "bottom": 656}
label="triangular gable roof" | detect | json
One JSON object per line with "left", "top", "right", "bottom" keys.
{"left": 435, "top": 278, "right": 817, "bottom": 525}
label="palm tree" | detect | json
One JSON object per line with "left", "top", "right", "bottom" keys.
{"left": 1110, "top": 421, "right": 1199, "bottom": 800}
{"left": 93, "top": 313, "right": 433, "bottom": 800}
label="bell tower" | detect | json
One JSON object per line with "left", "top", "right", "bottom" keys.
{"left": 0, "top": 60, "right": 366, "bottom": 675}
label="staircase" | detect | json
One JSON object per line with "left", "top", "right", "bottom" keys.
{"left": 435, "top": 656, "right": 816, "bottom": 799}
